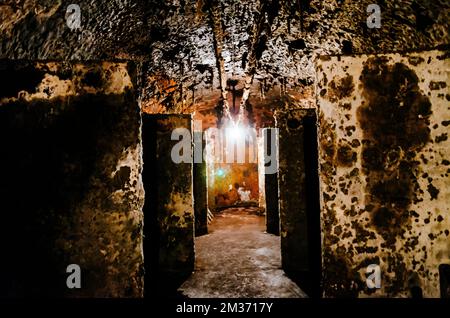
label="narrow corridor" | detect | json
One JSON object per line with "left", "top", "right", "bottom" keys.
{"left": 178, "top": 208, "right": 307, "bottom": 298}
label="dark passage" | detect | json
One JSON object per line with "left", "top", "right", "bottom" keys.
{"left": 142, "top": 115, "right": 160, "bottom": 297}
{"left": 301, "top": 114, "right": 322, "bottom": 298}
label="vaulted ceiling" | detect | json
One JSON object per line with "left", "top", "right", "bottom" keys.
{"left": 1, "top": 0, "right": 449, "bottom": 119}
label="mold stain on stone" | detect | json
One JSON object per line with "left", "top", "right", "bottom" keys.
{"left": 427, "top": 183, "right": 439, "bottom": 200}
{"left": 337, "top": 143, "right": 357, "bottom": 167}
{"left": 322, "top": 250, "right": 363, "bottom": 298}
{"left": 319, "top": 113, "right": 337, "bottom": 185}
{"left": 82, "top": 68, "right": 105, "bottom": 88}
{"left": 112, "top": 166, "right": 131, "bottom": 189}
{"left": 435, "top": 133, "right": 448, "bottom": 143}
{"left": 356, "top": 57, "right": 433, "bottom": 294}
{"left": 327, "top": 75, "right": 354, "bottom": 103}
{"left": 408, "top": 56, "right": 425, "bottom": 66}
{"left": 428, "top": 81, "right": 446, "bottom": 90}
{"left": 0, "top": 63, "right": 46, "bottom": 99}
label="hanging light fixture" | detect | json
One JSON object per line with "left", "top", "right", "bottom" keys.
{"left": 208, "top": 0, "right": 266, "bottom": 128}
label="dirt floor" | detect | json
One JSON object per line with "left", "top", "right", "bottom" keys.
{"left": 178, "top": 207, "right": 307, "bottom": 298}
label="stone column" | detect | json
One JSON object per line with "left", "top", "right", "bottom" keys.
{"left": 142, "top": 114, "right": 195, "bottom": 296}
{"left": 262, "top": 128, "right": 280, "bottom": 235}
{"left": 0, "top": 61, "right": 144, "bottom": 298}
{"left": 258, "top": 134, "right": 266, "bottom": 212}
{"left": 276, "top": 108, "right": 322, "bottom": 297}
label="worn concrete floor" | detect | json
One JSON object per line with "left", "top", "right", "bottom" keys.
{"left": 178, "top": 207, "right": 307, "bottom": 298}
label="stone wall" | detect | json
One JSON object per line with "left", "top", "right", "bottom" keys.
{"left": 316, "top": 50, "right": 450, "bottom": 297}
{"left": 0, "top": 61, "right": 143, "bottom": 297}
{"left": 141, "top": 114, "right": 195, "bottom": 295}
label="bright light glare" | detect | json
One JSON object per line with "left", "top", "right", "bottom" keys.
{"left": 216, "top": 169, "right": 225, "bottom": 177}
{"left": 226, "top": 125, "right": 245, "bottom": 142}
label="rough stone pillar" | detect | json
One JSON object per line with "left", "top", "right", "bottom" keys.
{"left": 258, "top": 134, "right": 266, "bottom": 212}
{"left": 194, "top": 130, "right": 208, "bottom": 236}
{"left": 276, "top": 108, "right": 322, "bottom": 297}
{"left": 263, "top": 128, "right": 280, "bottom": 235}
{"left": 0, "top": 61, "right": 144, "bottom": 298}
{"left": 316, "top": 50, "right": 450, "bottom": 298}
{"left": 142, "top": 114, "right": 195, "bottom": 296}
{"left": 277, "top": 110, "right": 309, "bottom": 271}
